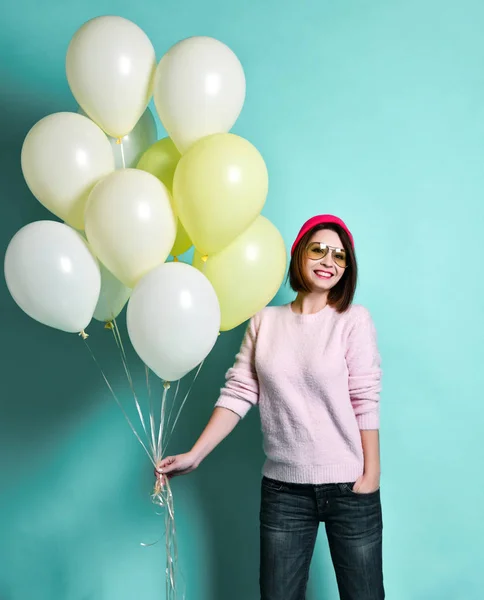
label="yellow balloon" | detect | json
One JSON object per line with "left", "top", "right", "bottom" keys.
{"left": 174, "top": 133, "right": 268, "bottom": 256}
{"left": 137, "top": 138, "right": 192, "bottom": 257}
{"left": 193, "top": 216, "right": 286, "bottom": 331}
{"left": 171, "top": 221, "right": 192, "bottom": 257}
{"left": 137, "top": 137, "right": 180, "bottom": 189}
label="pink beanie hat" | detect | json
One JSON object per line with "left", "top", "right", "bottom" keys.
{"left": 290, "top": 215, "right": 354, "bottom": 256}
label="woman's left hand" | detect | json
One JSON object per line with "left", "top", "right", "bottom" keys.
{"left": 352, "top": 471, "right": 380, "bottom": 494}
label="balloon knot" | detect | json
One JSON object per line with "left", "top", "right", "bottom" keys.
{"left": 104, "top": 321, "right": 114, "bottom": 330}
{"left": 173, "top": 256, "right": 179, "bottom": 262}
{"left": 201, "top": 255, "right": 208, "bottom": 263}
{"left": 163, "top": 381, "right": 171, "bottom": 390}
{"left": 79, "top": 330, "right": 89, "bottom": 340}
{"left": 116, "top": 138, "right": 123, "bottom": 145}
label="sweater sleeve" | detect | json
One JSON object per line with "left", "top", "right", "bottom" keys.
{"left": 214, "top": 315, "right": 260, "bottom": 419}
{"left": 346, "top": 306, "right": 382, "bottom": 430}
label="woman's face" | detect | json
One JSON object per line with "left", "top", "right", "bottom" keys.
{"left": 303, "top": 229, "right": 347, "bottom": 293}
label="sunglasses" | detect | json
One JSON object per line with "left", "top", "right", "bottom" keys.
{"left": 305, "top": 242, "right": 347, "bottom": 268}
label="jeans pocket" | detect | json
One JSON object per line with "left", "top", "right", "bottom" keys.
{"left": 343, "top": 482, "right": 380, "bottom": 496}
{"left": 262, "top": 476, "right": 287, "bottom": 492}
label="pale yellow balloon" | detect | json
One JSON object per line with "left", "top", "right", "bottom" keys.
{"left": 193, "top": 216, "right": 286, "bottom": 331}
{"left": 137, "top": 138, "right": 192, "bottom": 256}
{"left": 171, "top": 221, "right": 192, "bottom": 257}
{"left": 173, "top": 133, "right": 268, "bottom": 256}
{"left": 85, "top": 169, "right": 176, "bottom": 288}
{"left": 137, "top": 137, "right": 180, "bottom": 189}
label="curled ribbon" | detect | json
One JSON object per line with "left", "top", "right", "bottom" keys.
{"left": 146, "top": 474, "right": 185, "bottom": 599}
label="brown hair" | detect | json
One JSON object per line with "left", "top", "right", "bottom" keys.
{"left": 288, "top": 224, "right": 357, "bottom": 312}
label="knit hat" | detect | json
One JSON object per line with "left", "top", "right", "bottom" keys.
{"left": 290, "top": 215, "right": 354, "bottom": 256}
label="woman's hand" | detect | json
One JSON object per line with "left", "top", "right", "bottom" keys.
{"left": 155, "top": 451, "right": 200, "bottom": 483}
{"left": 352, "top": 471, "right": 380, "bottom": 494}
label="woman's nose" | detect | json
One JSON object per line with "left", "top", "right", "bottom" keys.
{"left": 320, "top": 254, "right": 334, "bottom": 267}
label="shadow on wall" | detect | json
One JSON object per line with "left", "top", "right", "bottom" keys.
{"left": 0, "top": 88, "right": 268, "bottom": 600}
{"left": 0, "top": 90, "right": 95, "bottom": 478}
{"left": 0, "top": 89, "right": 338, "bottom": 600}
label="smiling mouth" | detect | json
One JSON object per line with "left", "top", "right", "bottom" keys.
{"left": 314, "top": 270, "right": 333, "bottom": 279}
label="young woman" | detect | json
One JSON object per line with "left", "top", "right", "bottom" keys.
{"left": 157, "top": 214, "right": 384, "bottom": 600}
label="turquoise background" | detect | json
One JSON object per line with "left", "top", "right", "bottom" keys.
{"left": 1, "top": 1, "right": 483, "bottom": 598}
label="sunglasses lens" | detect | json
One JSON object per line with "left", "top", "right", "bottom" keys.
{"left": 333, "top": 250, "right": 347, "bottom": 268}
{"left": 306, "top": 243, "right": 329, "bottom": 260}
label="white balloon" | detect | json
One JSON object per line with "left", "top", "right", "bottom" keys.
{"left": 154, "top": 36, "right": 246, "bottom": 153}
{"left": 67, "top": 16, "right": 156, "bottom": 138}
{"left": 21, "top": 112, "right": 115, "bottom": 230}
{"left": 93, "top": 263, "right": 131, "bottom": 323}
{"left": 127, "top": 262, "right": 221, "bottom": 382}
{"left": 79, "top": 107, "right": 158, "bottom": 169}
{"left": 4, "top": 221, "right": 101, "bottom": 333}
{"left": 85, "top": 169, "right": 176, "bottom": 288}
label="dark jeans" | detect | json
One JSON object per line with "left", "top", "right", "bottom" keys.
{"left": 260, "top": 476, "right": 384, "bottom": 600}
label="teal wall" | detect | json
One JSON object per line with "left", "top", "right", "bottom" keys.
{"left": 1, "top": 1, "right": 483, "bottom": 598}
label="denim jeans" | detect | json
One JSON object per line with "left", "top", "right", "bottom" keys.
{"left": 260, "top": 476, "right": 384, "bottom": 600}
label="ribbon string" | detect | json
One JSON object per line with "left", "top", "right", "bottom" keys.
{"left": 83, "top": 338, "right": 155, "bottom": 466}
{"left": 83, "top": 324, "right": 205, "bottom": 599}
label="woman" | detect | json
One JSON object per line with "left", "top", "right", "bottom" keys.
{"left": 157, "top": 214, "right": 384, "bottom": 600}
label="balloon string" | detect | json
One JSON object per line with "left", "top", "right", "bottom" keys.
{"left": 110, "top": 319, "right": 153, "bottom": 455}
{"left": 164, "top": 379, "right": 181, "bottom": 450}
{"left": 150, "top": 478, "right": 186, "bottom": 600}
{"left": 146, "top": 366, "right": 157, "bottom": 460}
{"left": 156, "top": 382, "right": 170, "bottom": 462}
{"left": 82, "top": 338, "right": 155, "bottom": 467}
{"left": 84, "top": 334, "right": 195, "bottom": 599}
{"left": 162, "top": 361, "right": 204, "bottom": 457}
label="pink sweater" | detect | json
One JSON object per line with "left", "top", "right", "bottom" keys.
{"left": 215, "top": 303, "right": 382, "bottom": 484}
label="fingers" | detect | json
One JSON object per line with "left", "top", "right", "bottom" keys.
{"left": 352, "top": 475, "right": 364, "bottom": 493}
{"left": 155, "top": 455, "right": 177, "bottom": 477}
{"left": 160, "top": 455, "right": 177, "bottom": 469}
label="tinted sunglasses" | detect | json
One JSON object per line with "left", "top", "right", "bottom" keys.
{"left": 305, "top": 242, "right": 347, "bottom": 268}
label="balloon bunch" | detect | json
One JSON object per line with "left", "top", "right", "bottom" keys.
{"left": 4, "top": 15, "right": 287, "bottom": 598}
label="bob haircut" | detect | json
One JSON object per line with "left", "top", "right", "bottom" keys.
{"left": 288, "top": 223, "right": 357, "bottom": 313}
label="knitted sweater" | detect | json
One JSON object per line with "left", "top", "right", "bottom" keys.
{"left": 215, "top": 303, "right": 382, "bottom": 484}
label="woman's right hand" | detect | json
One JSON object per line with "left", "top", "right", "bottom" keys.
{"left": 154, "top": 407, "right": 241, "bottom": 485}
{"left": 155, "top": 451, "right": 200, "bottom": 483}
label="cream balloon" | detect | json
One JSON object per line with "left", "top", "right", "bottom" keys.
{"left": 154, "top": 36, "right": 246, "bottom": 153}
{"left": 80, "top": 107, "right": 157, "bottom": 169}
{"left": 67, "top": 16, "right": 156, "bottom": 138}
{"left": 127, "top": 262, "right": 220, "bottom": 382}
{"left": 4, "top": 221, "right": 101, "bottom": 333}
{"left": 93, "top": 263, "right": 131, "bottom": 322}
{"left": 193, "top": 216, "right": 286, "bottom": 331}
{"left": 21, "top": 112, "right": 115, "bottom": 230}
{"left": 85, "top": 169, "right": 176, "bottom": 288}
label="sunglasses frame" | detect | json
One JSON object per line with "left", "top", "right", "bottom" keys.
{"left": 305, "top": 242, "right": 348, "bottom": 269}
